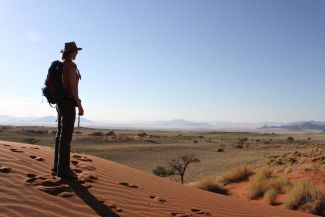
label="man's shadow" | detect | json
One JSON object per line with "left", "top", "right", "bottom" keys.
{"left": 68, "top": 181, "right": 120, "bottom": 217}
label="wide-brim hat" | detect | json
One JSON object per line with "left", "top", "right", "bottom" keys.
{"left": 60, "top": 41, "right": 82, "bottom": 53}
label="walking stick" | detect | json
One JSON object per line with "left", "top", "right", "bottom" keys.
{"left": 77, "top": 115, "right": 80, "bottom": 133}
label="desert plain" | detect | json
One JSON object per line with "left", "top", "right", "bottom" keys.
{"left": 0, "top": 125, "right": 324, "bottom": 216}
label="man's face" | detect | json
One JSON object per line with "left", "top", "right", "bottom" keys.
{"left": 72, "top": 50, "right": 78, "bottom": 59}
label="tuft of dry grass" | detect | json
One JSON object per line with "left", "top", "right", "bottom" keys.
{"left": 284, "top": 166, "right": 293, "bottom": 174}
{"left": 188, "top": 177, "right": 228, "bottom": 195}
{"left": 284, "top": 179, "right": 325, "bottom": 216}
{"left": 299, "top": 163, "right": 320, "bottom": 171}
{"left": 258, "top": 167, "right": 273, "bottom": 178}
{"left": 264, "top": 189, "right": 279, "bottom": 205}
{"left": 220, "top": 165, "right": 253, "bottom": 185}
{"left": 246, "top": 168, "right": 291, "bottom": 200}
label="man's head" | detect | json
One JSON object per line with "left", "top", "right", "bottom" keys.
{"left": 61, "top": 41, "right": 82, "bottom": 60}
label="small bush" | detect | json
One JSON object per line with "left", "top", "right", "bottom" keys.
{"left": 287, "top": 136, "right": 295, "bottom": 143}
{"left": 106, "top": 130, "right": 115, "bottom": 136}
{"left": 220, "top": 165, "right": 253, "bottom": 185}
{"left": 264, "top": 189, "right": 279, "bottom": 205}
{"left": 24, "top": 137, "right": 39, "bottom": 144}
{"left": 189, "top": 178, "right": 228, "bottom": 195}
{"left": 153, "top": 166, "right": 174, "bottom": 177}
{"left": 91, "top": 131, "right": 104, "bottom": 136}
{"left": 138, "top": 132, "right": 148, "bottom": 137}
{"left": 285, "top": 179, "right": 325, "bottom": 216}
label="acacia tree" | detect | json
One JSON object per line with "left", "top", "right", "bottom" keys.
{"left": 153, "top": 154, "right": 200, "bottom": 184}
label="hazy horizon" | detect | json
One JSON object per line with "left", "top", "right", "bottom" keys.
{"left": 1, "top": 0, "right": 324, "bottom": 123}
{"left": 1, "top": 113, "right": 325, "bottom": 125}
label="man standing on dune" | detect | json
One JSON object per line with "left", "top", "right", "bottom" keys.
{"left": 52, "top": 42, "right": 84, "bottom": 180}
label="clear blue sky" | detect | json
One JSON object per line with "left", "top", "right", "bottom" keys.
{"left": 0, "top": 0, "right": 324, "bottom": 122}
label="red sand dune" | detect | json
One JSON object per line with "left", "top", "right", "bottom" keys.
{"left": 0, "top": 140, "right": 315, "bottom": 217}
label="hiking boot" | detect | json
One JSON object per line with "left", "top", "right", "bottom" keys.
{"left": 57, "top": 170, "right": 78, "bottom": 180}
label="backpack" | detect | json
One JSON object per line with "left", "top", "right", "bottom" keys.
{"left": 42, "top": 60, "right": 67, "bottom": 105}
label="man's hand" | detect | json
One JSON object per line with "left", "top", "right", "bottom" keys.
{"left": 78, "top": 105, "right": 84, "bottom": 116}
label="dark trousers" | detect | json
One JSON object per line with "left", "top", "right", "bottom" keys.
{"left": 53, "top": 98, "right": 76, "bottom": 175}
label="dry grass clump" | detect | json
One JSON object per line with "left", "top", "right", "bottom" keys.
{"left": 299, "top": 163, "right": 320, "bottom": 171}
{"left": 284, "top": 179, "right": 325, "bottom": 216}
{"left": 258, "top": 167, "right": 273, "bottom": 178}
{"left": 219, "top": 165, "right": 253, "bottom": 185}
{"left": 247, "top": 168, "right": 291, "bottom": 201}
{"left": 264, "top": 189, "right": 279, "bottom": 205}
{"left": 284, "top": 166, "right": 293, "bottom": 174}
{"left": 188, "top": 177, "right": 228, "bottom": 195}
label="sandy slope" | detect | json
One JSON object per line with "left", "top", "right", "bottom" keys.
{"left": 0, "top": 140, "right": 315, "bottom": 217}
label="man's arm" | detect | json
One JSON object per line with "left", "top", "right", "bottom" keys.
{"left": 67, "top": 62, "right": 84, "bottom": 116}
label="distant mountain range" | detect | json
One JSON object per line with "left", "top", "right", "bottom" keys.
{"left": 1, "top": 115, "right": 325, "bottom": 131}
{"left": 261, "top": 121, "right": 325, "bottom": 131}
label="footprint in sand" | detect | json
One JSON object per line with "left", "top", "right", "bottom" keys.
{"left": 72, "top": 154, "right": 92, "bottom": 162}
{"left": 149, "top": 195, "right": 166, "bottom": 203}
{"left": 10, "top": 148, "right": 23, "bottom": 153}
{"left": 78, "top": 171, "right": 98, "bottom": 183}
{"left": 78, "top": 182, "right": 92, "bottom": 190}
{"left": 26, "top": 173, "right": 37, "bottom": 178}
{"left": 72, "top": 168, "right": 82, "bottom": 173}
{"left": 170, "top": 212, "right": 194, "bottom": 217}
{"left": 0, "top": 166, "right": 11, "bottom": 173}
{"left": 30, "top": 155, "right": 44, "bottom": 161}
{"left": 25, "top": 174, "right": 74, "bottom": 197}
{"left": 190, "top": 209, "right": 211, "bottom": 216}
{"left": 100, "top": 200, "right": 123, "bottom": 213}
{"left": 72, "top": 160, "right": 96, "bottom": 171}
{"left": 25, "top": 171, "right": 95, "bottom": 197}
{"left": 1, "top": 144, "right": 11, "bottom": 147}
{"left": 38, "top": 185, "right": 73, "bottom": 197}
{"left": 25, "top": 174, "right": 61, "bottom": 186}
{"left": 119, "top": 182, "right": 138, "bottom": 188}
{"left": 71, "top": 160, "right": 79, "bottom": 165}
{"left": 170, "top": 209, "right": 211, "bottom": 217}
